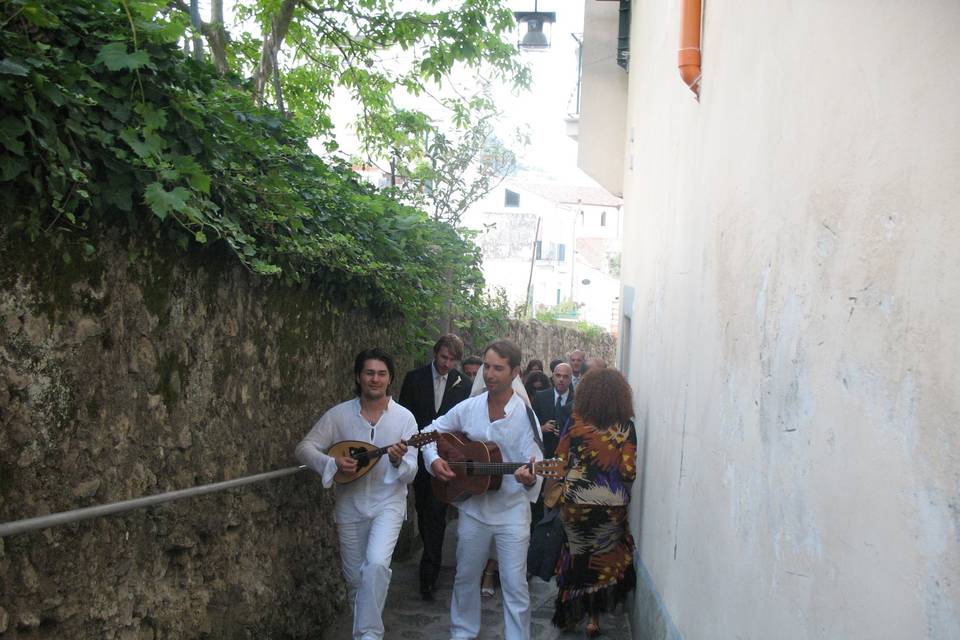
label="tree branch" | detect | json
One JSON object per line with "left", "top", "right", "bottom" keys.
{"left": 253, "top": 0, "right": 299, "bottom": 106}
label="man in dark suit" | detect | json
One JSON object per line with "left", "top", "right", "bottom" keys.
{"left": 531, "top": 362, "right": 574, "bottom": 459}
{"left": 398, "top": 333, "right": 471, "bottom": 600}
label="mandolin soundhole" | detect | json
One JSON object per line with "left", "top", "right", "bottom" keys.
{"left": 350, "top": 447, "right": 370, "bottom": 469}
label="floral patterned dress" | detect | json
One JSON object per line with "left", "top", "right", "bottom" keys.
{"left": 551, "top": 418, "right": 637, "bottom": 629}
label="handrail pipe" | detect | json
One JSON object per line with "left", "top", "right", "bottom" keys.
{"left": 0, "top": 465, "right": 306, "bottom": 538}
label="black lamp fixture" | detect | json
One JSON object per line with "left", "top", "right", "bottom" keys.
{"left": 514, "top": 1, "right": 556, "bottom": 50}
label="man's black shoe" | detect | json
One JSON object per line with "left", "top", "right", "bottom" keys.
{"left": 420, "top": 587, "right": 434, "bottom": 602}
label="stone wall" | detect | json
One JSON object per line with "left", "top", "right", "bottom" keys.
{"left": 506, "top": 319, "right": 617, "bottom": 369}
{"left": 0, "top": 229, "right": 410, "bottom": 639}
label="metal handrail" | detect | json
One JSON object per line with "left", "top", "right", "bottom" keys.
{"left": 0, "top": 465, "right": 307, "bottom": 538}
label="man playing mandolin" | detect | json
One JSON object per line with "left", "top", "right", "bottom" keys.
{"left": 422, "top": 339, "right": 544, "bottom": 640}
{"left": 295, "top": 348, "right": 419, "bottom": 640}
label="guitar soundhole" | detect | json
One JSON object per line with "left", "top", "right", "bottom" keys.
{"left": 350, "top": 447, "right": 370, "bottom": 469}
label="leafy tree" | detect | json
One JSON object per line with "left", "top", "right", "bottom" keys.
{"left": 389, "top": 91, "right": 527, "bottom": 227}
{"left": 167, "top": 0, "right": 530, "bottom": 167}
{"left": 0, "top": 0, "right": 497, "bottom": 345}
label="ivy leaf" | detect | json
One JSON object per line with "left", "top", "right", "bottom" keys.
{"left": 95, "top": 43, "right": 150, "bottom": 71}
{"left": 144, "top": 182, "right": 190, "bottom": 221}
{"left": 119, "top": 128, "right": 164, "bottom": 158}
{"left": 0, "top": 59, "right": 30, "bottom": 77}
{"left": 136, "top": 104, "right": 167, "bottom": 131}
{"left": 1, "top": 157, "right": 27, "bottom": 181}
{"left": 0, "top": 116, "right": 27, "bottom": 155}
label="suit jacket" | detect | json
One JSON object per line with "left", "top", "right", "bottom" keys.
{"left": 398, "top": 362, "right": 471, "bottom": 430}
{"left": 531, "top": 387, "right": 574, "bottom": 458}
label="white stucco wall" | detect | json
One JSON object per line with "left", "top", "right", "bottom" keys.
{"left": 618, "top": 1, "right": 960, "bottom": 638}
{"left": 577, "top": 0, "right": 628, "bottom": 196}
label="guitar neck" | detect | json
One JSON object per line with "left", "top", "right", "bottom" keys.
{"left": 448, "top": 462, "right": 534, "bottom": 476}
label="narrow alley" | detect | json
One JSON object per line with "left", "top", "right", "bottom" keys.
{"left": 326, "top": 516, "right": 633, "bottom": 640}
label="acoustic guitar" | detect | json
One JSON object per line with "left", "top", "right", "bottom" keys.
{"left": 330, "top": 431, "right": 440, "bottom": 484}
{"left": 430, "top": 431, "right": 565, "bottom": 504}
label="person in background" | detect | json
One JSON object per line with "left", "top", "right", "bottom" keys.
{"left": 295, "top": 348, "right": 418, "bottom": 640}
{"left": 397, "top": 334, "right": 471, "bottom": 601}
{"left": 523, "top": 359, "right": 544, "bottom": 377}
{"left": 568, "top": 349, "right": 586, "bottom": 389}
{"left": 530, "top": 363, "right": 574, "bottom": 459}
{"left": 462, "top": 355, "right": 483, "bottom": 382}
{"left": 548, "top": 358, "right": 564, "bottom": 378}
{"left": 586, "top": 356, "right": 607, "bottom": 371}
{"left": 551, "top": 368, "right": 637, "bottom": 638}
{"left": 523, "top": 370, "right": 550, "bottom": 401}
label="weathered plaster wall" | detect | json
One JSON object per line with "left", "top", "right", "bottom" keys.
{"left": 0, "top": 229, "right": 409, "bottom": 638}
{"left": 618, "top": 1, "right": 960, "bottom": 638}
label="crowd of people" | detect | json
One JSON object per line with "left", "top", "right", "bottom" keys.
{"left": 295, "top": 334, "right": 636, "bottom": 640}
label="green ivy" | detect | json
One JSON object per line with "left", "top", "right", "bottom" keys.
{"left": 0, "top": 0, "right": 499, "bottom": 341}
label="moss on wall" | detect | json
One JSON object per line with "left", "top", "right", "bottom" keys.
{"left": 0, "top": 228, "right": 408, "bottom": 639}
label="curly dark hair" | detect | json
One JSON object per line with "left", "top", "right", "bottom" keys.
{"left": 353, "top": 348, "right": 396, "bottom": 396}
{"left": 433, "top": 333, "right": 464, "bottom": 360}
{"left": 573, "top": 368, "right": 634, "bottom": 428}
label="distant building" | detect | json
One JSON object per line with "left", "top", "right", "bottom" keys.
{"left": 461, "top": 174, "right": 622, "bottom": 332}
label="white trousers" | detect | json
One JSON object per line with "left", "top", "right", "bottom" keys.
{"left": 337, "top": 507, "right": 404, "bottom": 640}
{"left": 450, "top": 512, "right": 531, "bottom": 640}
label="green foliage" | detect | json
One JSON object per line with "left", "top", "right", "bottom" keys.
{"left": 573, "top": 321, "right": 604, "bottom": 340}
{"left": 175, "top": 0, "right": 529, "bottom": 215}
{"left": 392, "top": 91, "right": 526, "bottom": 226}
{"left": 532, "top": 300, "right": 605, "bottom": 338}
{"left": 535, "top": 299, "right": 580, "bottom": 324}
{"left": 0, "top": 0, "right": 502, "bottom": 340}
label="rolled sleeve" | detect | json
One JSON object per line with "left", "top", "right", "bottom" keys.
{"left": 383, "top": 415, "right": 419, "bottom": 485}
{"left": 295, "top": 415, "right": 339, "bottom": 488}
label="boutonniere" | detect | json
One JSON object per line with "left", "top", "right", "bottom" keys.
{"left": 451, "top": 377, "right": 462, "bottom": 388}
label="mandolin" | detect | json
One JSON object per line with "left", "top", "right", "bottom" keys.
{"left": 430, "top": 432, "right": 564, "bottom": 504}
{"left": 330, "top": 431, "right": 440, "bottom": 484}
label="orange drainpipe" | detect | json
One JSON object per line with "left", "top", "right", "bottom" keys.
{"left": 678, "top": 0, "right": 703, "bottom": 99}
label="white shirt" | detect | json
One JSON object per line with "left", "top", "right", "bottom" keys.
{"left": 422, "top": 392, "right": 543, "bottom": 526}
{"left": 295, "top": 397, "right": 418, "bottom": 524}
{"left": 554, "top": 389, "right": 569, "bottom": 406}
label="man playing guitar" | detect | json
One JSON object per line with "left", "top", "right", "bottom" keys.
{"left": 295, "top": 348, "right": 418, "bottom": 640}
{"left": 422, "top": 339, "right": 543, "bottom": 640}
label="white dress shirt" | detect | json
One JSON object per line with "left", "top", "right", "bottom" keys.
{"left": 554, "top": 389, "right": 569, "bottom": 406}
{"left": 295, "top": 397, "right": 418, "bottom": 524}
{"left": 422, "top": 392, "right": 543, "bottom": 526}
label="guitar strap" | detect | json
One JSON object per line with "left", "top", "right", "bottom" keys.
{"left": 525, "top": 406, "right": 544, "bottom": 454}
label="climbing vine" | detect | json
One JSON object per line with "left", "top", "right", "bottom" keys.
{"left": 0, "top": 0, "right": 501, "bottom": 340}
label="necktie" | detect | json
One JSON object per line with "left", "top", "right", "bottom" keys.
{"left": 434, "top": 374, "right": 446, "bottom": 413}
{"left": 555, "top": 394, "right": 563, "bottom": 416}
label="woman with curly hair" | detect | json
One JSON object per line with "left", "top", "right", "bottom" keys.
{"left": 552, "top": 368, "right": 637, "bottom": 637}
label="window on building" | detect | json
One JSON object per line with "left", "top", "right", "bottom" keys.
{"left": 558, "top": 243, "right": 566, "bottom": 262}
{"left": 601, "top": 210, "right": 607, "bottom": 227}
{"left": 556, "top": 289, "right": 561, "bottom": 305}
{"left": 535, "top": 240, "right": 542, "bottom": 260}
{"left": 505, "top": 189, "right": 520, "bottom": 207}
